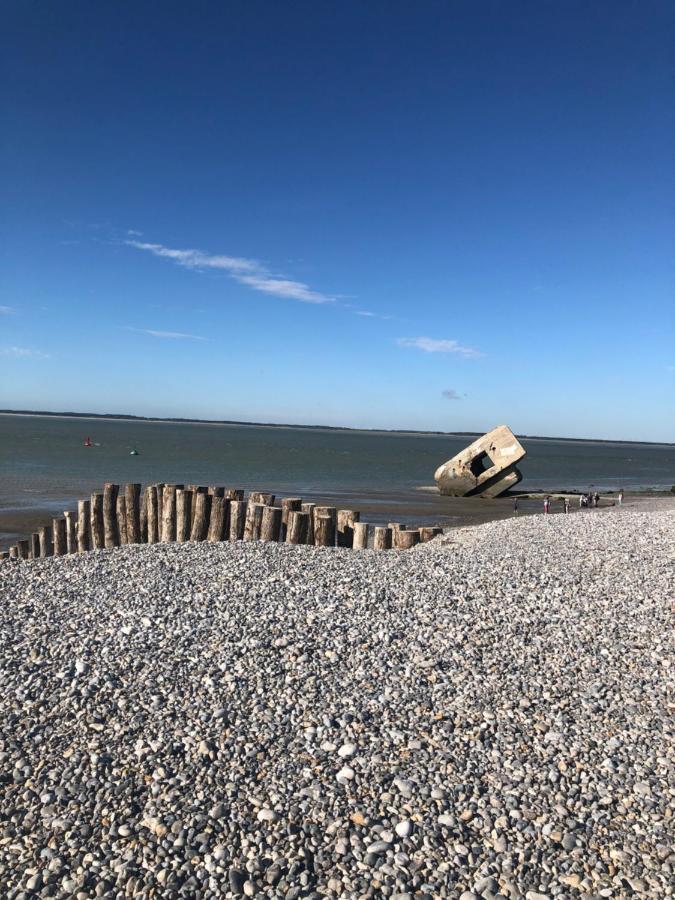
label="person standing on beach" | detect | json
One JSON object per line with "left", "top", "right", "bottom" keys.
{"left": 593, "top": 491, "right": 600, "bottom": 508}
{"left": 543, "top": 496, "right": 550, "bottom": 514}
{"left": 579, "top": 494, "right": 585, "bottom": 508}
{"left": 618, "top": 488, "right": 624, "bottom": 506}
{"left": 513, "top": 497, "right": 519, "bottom": 515}
{"left": 564, "top": 497, "right": 570, "bottom": 514}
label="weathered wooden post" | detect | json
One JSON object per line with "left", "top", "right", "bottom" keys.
{"left": 387, "top": 522, "right": 402, "bottom": 533}
{"left": 53, "top": 518, "right": 67, "bottom": 556}
{"left": 229, "top": 500, "right": 246, "bottom": 541}
{"left": 145, "top": 486, "right": 158, "bottom": 543}
{"left": 64, "top": 511, "right": 77, "bottom": 554}
{"left": 189, "top": 487, "right": 207, "bottom": 527}
{"left": 39, "top": 525, "right": 53, "bottom": 558}
{"left": 77, "top": 500, "right": 91, "bottom": 553}
{"left": 190, "top": 490, "right": 210, "bottom": 541}
{"left": 353, "top": 522, "right": 369, "bottom": 549}
{"left": 224, "top": 489, "right": 245, "bottom": 501}
{"left": 140, "top": 488, "right": 148, "bottom": 542}
{"left": 314, "top": 507, "right": 337, "bottom": 545}
{"left": 125, "top": 483, "right": 141, "bottom": 544}
{"left": 161, "top": 485, "right": 177, "bottom": 542}
{"left": 315, "top": 514, "right": 335, "bottom": 547}
{"left": 280, "top": 498, "right": 302, "bottom": 540}
{"left": 117, "top": 495, "right": 128, "bottom": 544}
{"left": 207, "top": 495, "right": 229, "bottom": 542}
{"left": 102, "top": 482, "right": 120, "bottom": 548}
{"left": 393, "top": 529, "right": 420, "bottom": 550}
{"left": 29, "top": 532, "right": 40, "bottom": 559}
{"left": 260, "top": 506, "right": 282, "bottom": 542}
{"left": 301, "top": 502, "right": 316, "bottom": 544}
{"left": 17, "top": 539, "right": 30, "bottom": 559}
{"left": 373, "top": 526, "right": 392, "bottom": 551}
{"left": 244, "top": 504, "right": 264, "bottom": 541}
{"left": 176, "top": 489, "right": 192, "bottom": 542}
{"left": 286, "top": 510, "right": 309, "bottom": 545}
{"left": 9, "top": 546, "right": 18, "bottom": 559}
{"left": 419, "top": 526, "right": 443, "bottom": 542}
{"left": 337, "top": 509, "right": 360, "bottom": 547}
{"left": 90, "top": 493, "right": 104, "bottom": 549}
{"left": 155, "top": 483, "right": 164, "bottom": 530}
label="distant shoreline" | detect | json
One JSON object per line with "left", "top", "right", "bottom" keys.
{"left": 1, "top": 409, "right": 673, "bottom": 447}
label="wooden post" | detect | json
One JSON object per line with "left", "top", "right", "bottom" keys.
{"left": 260, "top": 506, "right": 282, "bottom": 542}
{"left": 393, "top": 529, "right": 420, "bottom": 550}
{"left": 161, "top": 485, "right": 177, "bottom": 542}
{"left": 190, "top": 491, "right": 210, "bottom": 541}
{"left": 244, "top": 504, "right": 264, "bottom": 541}
{"left": 39, "top": 525, "right": 53, "bottom": 558}
{"left": 117, "top": 495, "right": 128, "bottom": 544}
{"left": 286, "top": 510, "right": 309, "bottom": 545}
{"left": 208, "top": 486, "right": 225, "bottom": 498}
{"left": 229, "top": 500, "right": 246, "bottom": 541}
{"left": 315, "top": 514, "right": 335, "bottom": 547}
{"left": 9, "top": 545, "right": 18, "bottom": 559}
{"left": 77, "top": 500, "right": 91, "bottom": 553}
{"left": 224, "top": 489, "right": 244, "bottom": 501}
{"left": 102, "top": 482, "right": 120, "bottom": 548}
{"left": 145, "top": 486, "right": 159, "bottom": 544}
{"left": 64, "top": 511, "right": 77, "bottom": 554}
{"left": 353, "top": 522, "right": 369, "bottom": 550}
{"left": 17, "top": 539, "right": 30, "bottom": 559}
{"left": 140, "top": 487, "right": 148, "bottom": 542}
{"left": 176, "top": 489, "right": 192, "bottom": 542}
{"left": 373, "top": 526, "right": 392, "bottom": 551}
{"left": 207, "top": 496, "right": 229, "bottom": 542}
{"left": 419, "top": 526, "right": 443, "bottom": 542}
{"left": 190, "top": 487, "right": 207, "bottom": 528}
{"left": 337, "top": 509, "right": 360, "bottom": 547}
{"left": 314, "top": 507, "right": 337, "bottom": 545}
{"left": 125, "top": 483, "right": 141, "bottom": 544}
{"left": 387, "top": 522, "right": 402, "bottom": 533}
{"left": 301, "top": 503, "right": 315, "bottom": 544}
{"left": 280, "top": 498, "right": 302, "bottom": 540}
{"left": 29, "top": 532, "right": 40, "bottom": 559}
{"left": 156, "top": 483, "right": 165, "bottom": 532}
{"left": 53, "top": 518, "right": 67, "bottom": 556}
{"left": 90, "top": 493, "right": 104, "bottom": 549}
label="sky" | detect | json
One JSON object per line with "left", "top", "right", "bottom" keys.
{"left": 1, "top": 0, "right": 673, "bottom": 441}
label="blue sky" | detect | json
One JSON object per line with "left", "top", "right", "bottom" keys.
{"left": 1, "top": 0, "right": 673, "bottom": 441}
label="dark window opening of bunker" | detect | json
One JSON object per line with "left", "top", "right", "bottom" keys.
{"left": 469, "top": 451, "right": 495, "bottom": 478}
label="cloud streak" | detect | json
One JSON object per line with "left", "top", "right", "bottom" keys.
{"left": 125, "top": 239, "right": 336, "bottom": 305}
{"left": 0, "top": 305, "right": 14, "bottom": 315}
{"left": 0, "top": 346, "right": 49, "bottom": 358}
{"left": 441, "top": 389, "right": 463, "bottom": 400}
{"left": 127, "top": 327, "right": 207, "bottom": 341}
{"left": 397, "top": 336, "right": 482, "bottom": 358}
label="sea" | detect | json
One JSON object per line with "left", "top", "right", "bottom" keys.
{"left": 1, "top": 413, "right": 673, "bottom": 544}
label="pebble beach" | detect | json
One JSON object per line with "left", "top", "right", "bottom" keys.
{"left": 1, "top": 506, "right": 673, "bottom": 899}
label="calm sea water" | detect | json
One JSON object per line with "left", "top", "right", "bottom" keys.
{"left": 1, "top": 415, "right": 673, "bottom": 518}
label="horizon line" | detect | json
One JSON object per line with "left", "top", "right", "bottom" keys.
{"left": 0, "top": 408, "right": 672, "bottom": 447}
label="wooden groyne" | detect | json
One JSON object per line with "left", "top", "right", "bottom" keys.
{"left": 1, "top": 483, "right": 444, "bottom": 561}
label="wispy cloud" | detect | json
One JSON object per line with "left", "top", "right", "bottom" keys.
{"left": 125, "top": 239, "right": 336, "bottom": 305}
{"left": 0, "top": 305, "right": 14, "bottom": 315}
{"left": 127, "top": 327, "right": 207, "bottom": 341}
{"left": 0, "top": 346, "right": 49, "bottom": 358}
{"left": 441, "top": 389, "right": 463, "bottom": 400}
{"left": 397, "top": 336, "right": 482, "bottom": 358}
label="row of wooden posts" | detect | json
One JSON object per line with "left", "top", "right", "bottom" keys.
{"left": 0, "top": 483, "right": 444, "bottom": 562}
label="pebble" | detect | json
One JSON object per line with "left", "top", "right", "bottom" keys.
{"left": 0, "top": 508, "right": 671, "bottom": 897}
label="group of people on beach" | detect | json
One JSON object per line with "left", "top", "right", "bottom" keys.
{"left": 512, "top": 488, "right": 624, "bottom": 516}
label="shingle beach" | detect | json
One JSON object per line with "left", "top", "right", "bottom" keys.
{"left": 1, "top": 507, "right": 673, "bottom": 899}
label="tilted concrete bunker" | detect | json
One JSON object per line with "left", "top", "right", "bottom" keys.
{"left": 434, "top": 425, "right": 526, "bottom": 497}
